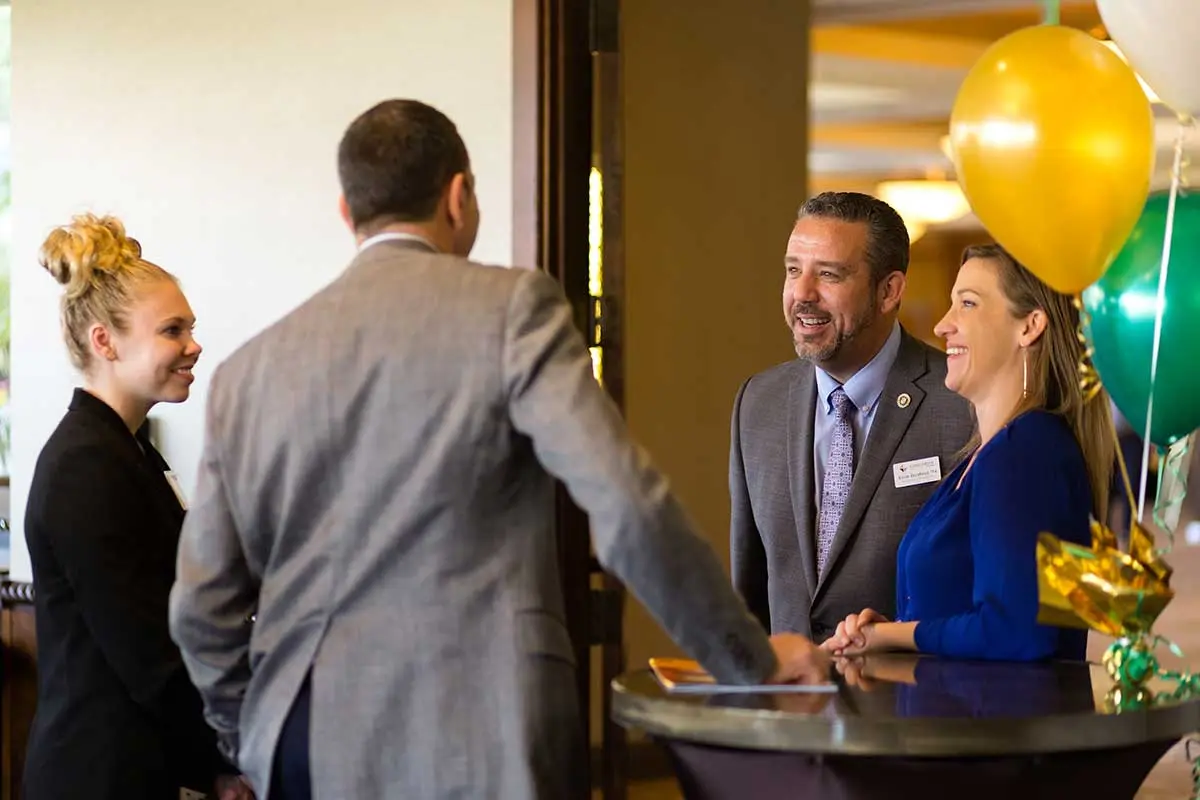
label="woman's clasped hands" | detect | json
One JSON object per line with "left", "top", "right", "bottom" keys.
{"left": 820, "top": 608, "right": 888, "bottom": 657}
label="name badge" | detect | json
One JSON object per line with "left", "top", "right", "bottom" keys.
{"left": 164, "top": 470, "right": 189, "bottom": 510}
{"left": 893, "top": 456, "right": 942, "bottom": 488}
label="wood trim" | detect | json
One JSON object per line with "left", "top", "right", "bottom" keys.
{"left": 2, "top": 582, "right": 37, "bottom": 800}
{"left": 539, "top": 1, "right": 595, "bottom": 798}
{"left": 591, "top": 6, "right": 630, "bottom": 797}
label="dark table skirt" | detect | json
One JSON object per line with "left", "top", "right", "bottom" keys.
{"left": 660, "top": 737, "right": 1177, "bottom": 800}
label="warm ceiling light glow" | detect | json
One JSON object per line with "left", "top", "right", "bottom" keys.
{"left": 903, "top": 218, "right": 928, "bottom": 244}
{"left": 877, "top": 180, "right": 971, "bottom": 229}
{"left": 1100, "top": 40, "right": 1161, "bottom": 104}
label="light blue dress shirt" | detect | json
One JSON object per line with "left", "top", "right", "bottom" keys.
{"left": 813, "top": 321, "right": 902, "bottom": 509}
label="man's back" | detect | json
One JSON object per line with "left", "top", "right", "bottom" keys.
{"left": 212, "top": 242, "right": 585, "bottom": 796}
{"left": 175, "top": 240, "right": 781, "bottom": 798}
{"left": 218, "top": 243, "right": 570, "bottom": 638}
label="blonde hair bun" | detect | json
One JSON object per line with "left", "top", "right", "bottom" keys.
{"left": 38, "top": 213, "right": 143, "bottom": 297}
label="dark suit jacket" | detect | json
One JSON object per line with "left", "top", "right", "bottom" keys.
{"left": 23, "top": 389, "right": 226, "bottom": 799}
{"left": 730, "top": 328, "right": 974, "bottom": 641}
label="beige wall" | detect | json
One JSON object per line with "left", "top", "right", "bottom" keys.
{"left": 622, "top": 0, "right": 811, "bottom": 670}
{"left": 9, "top": 0, "right": 534, "bottom": 581}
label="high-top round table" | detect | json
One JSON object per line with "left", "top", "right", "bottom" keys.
{"left": 611, "top": 655, "right": 1200, "bottom": 800}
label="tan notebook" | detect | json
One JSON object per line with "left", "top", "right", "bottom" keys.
{"left": 648, "top": 657, "right": 836, "bottom": 694}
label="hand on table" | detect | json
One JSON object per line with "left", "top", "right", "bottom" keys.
{"left": 767, "top": 632, "right": 832, "bottom": 685}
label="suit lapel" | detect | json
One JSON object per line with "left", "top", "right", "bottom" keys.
{"left": 815, "top": 332, "right": 930, "bottom": 597}
{"left": 786, "top": 365, "right": 819, "bottom": 600}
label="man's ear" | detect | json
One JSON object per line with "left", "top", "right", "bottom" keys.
{"left": 446, "top": 172, "right": 471, "bottom": 231}
{"left": 878, "top": 271, "right": 907, "bottom": 316}
{"left": 337, "top": 195, "right": 355, "bottom": 234}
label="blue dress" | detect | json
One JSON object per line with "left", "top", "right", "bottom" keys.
{"left": 895, "top": 410, "right": 1093, "bottom": 662}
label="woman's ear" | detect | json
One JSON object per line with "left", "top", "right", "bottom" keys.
{"left": 89, "top": 323, "right": 118, "bottom": 361}
{"left": 1019, "top": 308, "right": 1048, "bottom": 348}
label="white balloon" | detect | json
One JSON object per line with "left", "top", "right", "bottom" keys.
{"left": 1098, "top": 0, "right": 1200, "bottom": 117}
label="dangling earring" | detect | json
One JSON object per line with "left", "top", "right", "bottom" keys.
{"left": 1021, "top": 346, "right": 1029, "bottom": 399}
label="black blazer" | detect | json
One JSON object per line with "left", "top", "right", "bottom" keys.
{"left": 23, "top": 389, "right": 226, "bottom": 799}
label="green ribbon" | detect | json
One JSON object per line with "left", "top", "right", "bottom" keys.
{"left": 1041, "top": 0, "right": 1060, "bottom": 25}
{"left": 1104, "top": 637, "right": 1200, "bottom": 796}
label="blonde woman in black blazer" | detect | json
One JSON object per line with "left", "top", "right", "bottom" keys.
{"left": 22, "top": 214, "right": 251, "bottom": 799}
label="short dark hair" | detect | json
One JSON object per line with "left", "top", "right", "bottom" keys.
{"left": 797, "top": 191, "right": 910, "bottom": 281}
{"left": 337, "top": 99, "right": 470, "bottom": 231}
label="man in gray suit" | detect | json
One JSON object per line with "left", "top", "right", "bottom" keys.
{"left": 169, "top": 99, "right": 827, "bottom": 799}
{"left": 731, "top": 192, "right": 973, "bottom": 643}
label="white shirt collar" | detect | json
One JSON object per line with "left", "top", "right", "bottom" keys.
{"left": 358, "top": 231, "right": 438, "bottom": 253}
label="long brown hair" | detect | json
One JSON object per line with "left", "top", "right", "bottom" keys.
{"left": 960, "top": 243, "right": 1114, "bottom": 518}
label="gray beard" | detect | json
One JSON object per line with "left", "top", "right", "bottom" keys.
{"left": 792, "top": 295, "right": 878, "bottom": 363}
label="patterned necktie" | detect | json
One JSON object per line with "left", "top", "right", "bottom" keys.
{"left": 817, "top": 387, "right": 855, "bottom": 576}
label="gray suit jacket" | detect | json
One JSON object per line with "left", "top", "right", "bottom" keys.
{"left": 169, "top": 240, "right": 776, "bottom": 799}
{"left": 730, "top": 328, "right": 973, "bottom": 641}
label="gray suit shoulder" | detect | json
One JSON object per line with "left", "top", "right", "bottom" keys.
{"left": 905, "top": 334, "right": 974, "bottom": 447}
{"left": 912, "top": 338, "right": 948, "bottom": 394}
{"left": 913, "top": 336, "right": 949, "bottom": 378}
{"left": 214, "top": 252, "right": 539, "bottom": 386}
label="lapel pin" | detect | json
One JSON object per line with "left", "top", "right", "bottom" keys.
{"left": 897, "top": 393, "right": 911, "bottom": 409}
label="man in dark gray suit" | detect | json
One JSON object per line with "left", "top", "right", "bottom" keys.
{"left": 730, "top": 192, "right": 973, "bottom": 643}
{"left": 169, "top": 99, "right": 827, "bottom": 800}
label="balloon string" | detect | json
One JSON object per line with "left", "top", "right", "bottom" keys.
{"left": 1138, "top": 124, "right": 1186, "bottom": 523}
{"left": 1041, "top": 0, "right": 1060, "bottom": 25}
{"left": 1112, "top": 421, "right": 1137, "bottom": 535}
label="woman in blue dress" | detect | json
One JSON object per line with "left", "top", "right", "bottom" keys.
{"left": 823, "top": 243, "right": 1114, "bottom": 662}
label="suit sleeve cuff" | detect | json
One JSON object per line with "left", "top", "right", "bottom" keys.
{"left": 704, "top": 625, "right": 778, "bottom": 685}
{"left": 746, "top": 632, "right": 779, "bottom": 684}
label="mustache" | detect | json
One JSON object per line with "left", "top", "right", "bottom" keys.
{"left": 790, "top": 303, "right": 831, "bottom": 319}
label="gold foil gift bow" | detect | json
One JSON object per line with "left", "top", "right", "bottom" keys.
{"left": 1036, "top": 520, "right": 1173, "bottom": 639}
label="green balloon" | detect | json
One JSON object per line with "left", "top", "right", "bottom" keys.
{"left": 1083, "top": 192, "right": 1200, "bottom": 446}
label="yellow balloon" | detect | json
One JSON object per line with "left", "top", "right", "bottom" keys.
{"left": 950, "top": 25, "right": 1155, "bottom": 295}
